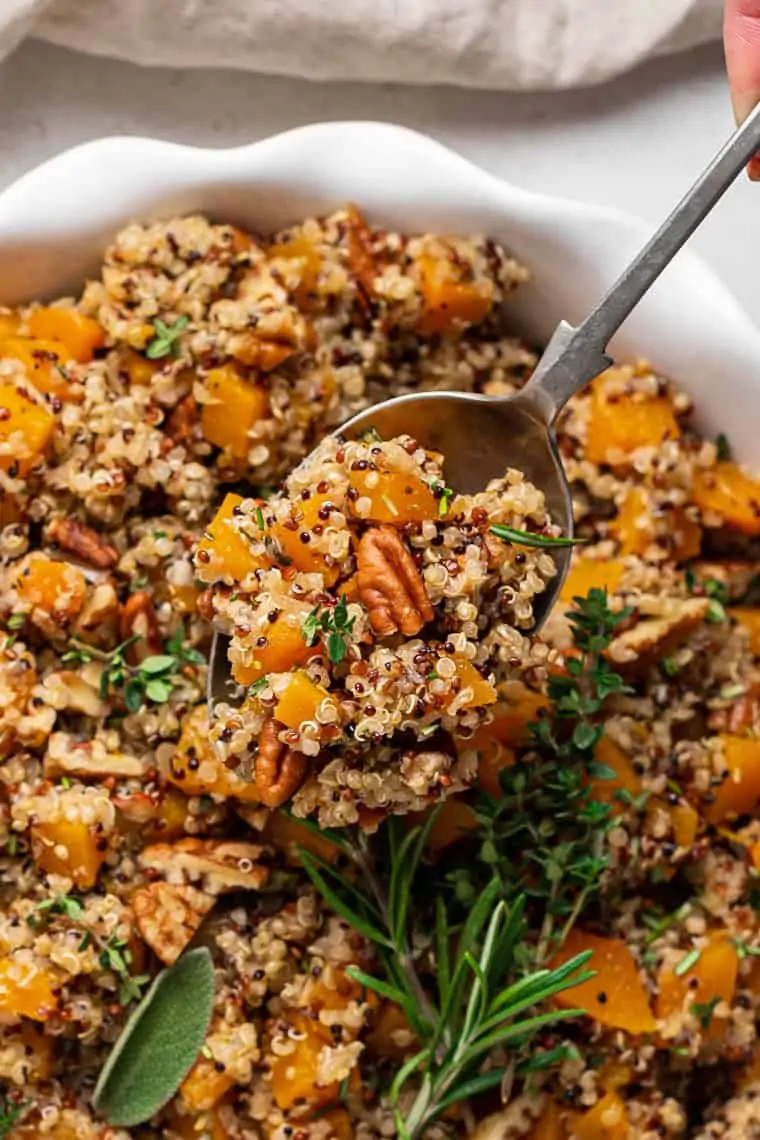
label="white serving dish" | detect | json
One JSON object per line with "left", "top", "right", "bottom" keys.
{"left": 0, "top": 120, "right": 757, "bottom": 461}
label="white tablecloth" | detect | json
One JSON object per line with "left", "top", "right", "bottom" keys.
{"left": 3, "top": 0, "right": 723, "bottom": 91}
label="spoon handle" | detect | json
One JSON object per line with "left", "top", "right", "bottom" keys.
{"left": 522, "top": 99, "right": 760, "bottom": 421}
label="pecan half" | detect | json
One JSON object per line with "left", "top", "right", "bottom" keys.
{"left": 48, "top": 517, "right": 118, "bottom": 570}
{"left": 254, "top": 718, "right": 308, "bottom": 808}
{"left": 357, "top": 525, "right": 434, "bottom": 638}
{"left": 133, "top": 881, "right": 214, "bottom": 965}
{"left": 139, "top": 837, "right": 270, "bottom": 893}
{"left": 345, "top": 205, "right": 378, "bottom": 314}
{"left": 120, "top": 590, "right": 162, "bottom": 663}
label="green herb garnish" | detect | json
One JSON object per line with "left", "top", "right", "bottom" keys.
{"left": 299, "top": 821, "right": 593, "bottom": 1140}
{"left": 715, "top": 432, "right": 731, "bottom": 460}
{"left": 489, "top": 524, "right": 587, "bottom": 549}
{"left": 674, "top": 947, "right": 702, "bottom": 977}
{"left": 6, "top": 613, "right": 26, "bottom": 631}
{"left": 691, "top": 996, "right": 720, "bottom": 1029}
{"left": 303, "top": 595, "right": 356, "bottom": 665}
{"left": 254, "top": 506, "right": 265, "bottom": 531}
{"left": 145, "top": 315, "right": 189, "bottom": 360}
{"left": 36, "top": 895, "right": 85, "bottom": 921}
{"left": 0, "top": 1095, "right": 28, "bottom": 1138}
{"left": 93, "top": 948, "right": 214, "bottom": 1127}
{"left": 248, "top": 675, "right": 269, "bottom": 697}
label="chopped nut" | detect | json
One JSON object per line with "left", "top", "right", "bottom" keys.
{"left": 609, "top": 598, "right": 710, "bottom": 671}
{"left": 165, "top": 393, "right": 198, "bottom": 448}
{"left": 357, "top": 524, "right": 433, "bottom": 638}
{"left": 120, "top": 590, "right": 162, "bottom": 663}
{"left": 196, "top": 588, "right": 216, "bottom": 623}
{"left": 37, "top": 672, "right": 107, "bottom": 719}
{"left": 48, "top": 517, "right": 119, "bottom": 570}
{"left": 254, "top": 718, "right": 308, "bottom": 808}
{"left": 45, "top": 732, "right": 145, "bottom": 779}
{"left": 139, "top": 837, "right": 270, "bottom": 894}
{"left": 75, "top": 580, "right": 119, "bottom": 630}
{"left": 133, "top": 881, "right": 214, "bottom": 965}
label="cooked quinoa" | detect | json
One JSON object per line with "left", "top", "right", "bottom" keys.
{"left": 0, "top": 206, "right": 759, "bottom": 1140}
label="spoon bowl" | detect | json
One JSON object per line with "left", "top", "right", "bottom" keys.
{"left": 208, "top": 101, "right": 760, "bottom": 708}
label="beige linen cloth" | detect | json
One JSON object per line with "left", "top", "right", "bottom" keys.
{"left": 0, "top": 0, "right": 725, "bottom": 90}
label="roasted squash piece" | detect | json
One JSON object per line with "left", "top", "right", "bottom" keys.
{"left": 275, "top": 672, "right": 338, "bottom": 730}
{"left": 656, "top": 932, "right": 738, "bottom": 1039}
{"left": 196, "top": 493, "right": 271, "bottom": 584}
{"left": 570, "top": 1091, "right": 630, "bottom": 1140}
{"left": 693, "top": 461, "right": 760, "bottom": 537}
{"left": 416, "top": 253, "right": 493, "bottom": 335}
{"left": 32, "top": 817, "right": 106, "bottom": 889}
{"left": 586, "top": 373, "right": 680, "bottom": 465}
{"left": 0, "top": 337, "right": 75, "bottom": 401}
{"left": 27, "top": 308, "right": 105, "bottom": 363}
{"left": 180, "top": 1055, "right": 235, "bottom": 1111}
{"left": 610, "top": 487, "right": 701, "bottom": 562}
{"left": 561, "top": 558, "right": 625, "bottom": 604}
{"left": 587, "top": 735, "right": 640, "bottom": 814}
{"left": 528, "top": 1101, "right": 566, "bottom": 1140}
{"left": 200, "top": 365, "right": 269, "bottom": 459}
{"left": 0, "top": 381, "right": 55, "bottom": 476}
{"left": 269, "top": 236, "right": 322, "bottom": 306}
{"left": 232, "top": 615, "right": 317, "bottom": 687}
{"left": 14, "top": 554, "right": 87, "bottom": 619}
{"left": 551, "top": 928, "right": 656, "bottom": 1035}
{"left": 730, "top": 607, "right": 760, "bottom": 655}
{"left": 270, "top": 1012, "right": 339, "bottom": 1110}
{"left": 704, "top": 735, "right": 760, "bottom": 823}
{"left": 424, "top": 798, "right": 478, "bottom": 853}
{"left": 347, "top": 469, "right": 439, "bottom": 526}
{"left": 0, "top": 957, "right": 58, "bottom": 1021}
{"left": 269, "top": 494, "right": 341, "bottom": 583}
{"left": 263, "top": 810, "right": 341, "bottom": 865}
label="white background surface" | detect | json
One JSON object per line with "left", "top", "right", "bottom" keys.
{"left": 0, "top": 38, "right": 757, "bottom": 324}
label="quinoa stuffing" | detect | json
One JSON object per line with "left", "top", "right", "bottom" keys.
{"left": 0, "top": 208, "right": 759, "bottom": 1140}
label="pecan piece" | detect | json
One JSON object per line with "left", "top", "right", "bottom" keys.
{"left": 133, "top": 882, "right": 214, "bottom": 965}
{"left": 120, "top": 590, "right": 162, "bottom": 663}
{"left": 48, "top": 517, "right": 118, "bottom": 570}
{"left": 357, "top": 525, "right": 434, "bottom": 638}
{"left": 139, "top": 838, "right": 270, "bottom": 893}
{"left": 345, "top": 205, "right": 378, "bottom": 314}
{"left": 164, "top": 394, "right": 198, "bottom": 448}
{"left": 254, "top": 718, "right": 308, "bottom": 808}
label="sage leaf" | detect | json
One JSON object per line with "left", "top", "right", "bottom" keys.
{"left": 92, "top": 946, "right": 214, "bottom": 1126}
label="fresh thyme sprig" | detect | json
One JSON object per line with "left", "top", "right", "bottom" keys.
{"left": 298, "top": 815, "right": 593, "bottom": 1140}
{"left": 61, "top": 625, "right": 204, "bottom": 712}
{"left": 0, "top": 1094, "right": 28, "bottom": 1139}
{"left": 302, "top": 595, "right": 356, "bottom": 665}
{"left": 145, "top": 315, "right": 189, "bottom": 360}
{"left": 444, "top": 589, "right": 634, "bottom": 958}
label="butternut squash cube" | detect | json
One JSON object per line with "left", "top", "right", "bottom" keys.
{"left": 551, "top": 928, "right": 656, "bottom": 1035}
{"left": 571, "top": 1091, "right": 630, "bottom": 1140}
{"left": 0, "top": 382, "right": 55, "bottom": 476}
{"left": 730, "top": 607, "right": 760, "bottom": 655}
{"left": 232, "top": 615, "right": 317, "bottom": 687}
{"left": 586, "top": 375, "right": 680, "bottom": 465}
{"left": 656, "top": 932, "right": 738, "bottom": 1039}
{"left": 180, "top": 1055, "right": 235, "bottom": 1111}
{"left": 704, "top": 735, "right": 760, "bottom": 823}
{"left": 347, "top": 469, "right": 438, "bottom": 526}
{"left": 0, "top": 337, "right": 75, "bottom": 401}
{"left": 15, "top": 555, "right": 87, "bottom": 619}
{"left": 561, "top": 558, "right": 625, "bottom": 604}
{"left": 275, "top": 672, "right": 337, "bottom": 730}
{"left": 0, "top": 957, "right": 57, "bottom": 1021}
{"left": 416, "top": 254, "right": 493, "bottom": 335}
{"left": 196, "top": 493, "right": 270, "bottom": 584}
{"left": 692, "top": 461, "right": 760, "bottom": 537}
{"left": 32, "top": 817, "right": 105, "bottom": 889}
{"left": 201, "top": 365, "right": 269, "bottom": 459}
{"left": 27, "top": 308, "right": 105, "bottom": 363}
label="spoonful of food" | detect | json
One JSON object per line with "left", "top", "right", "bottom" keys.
{"left": 209, "top": 101, "right": 760, "bottom": 707}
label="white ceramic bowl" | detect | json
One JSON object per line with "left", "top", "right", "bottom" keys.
{"left": 0, "top": 121, "right": 757, "bottom": 461}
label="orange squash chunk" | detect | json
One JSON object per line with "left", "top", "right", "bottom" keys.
{"left": 232, "top": 616, "right": 317, "bottom": 686}
{"left": 417, "top": 254, "right": 493, "bottom": 335}
{"left": 0, "top": 381, "right": 55, "bottom": 476}
{"left": 27, "top": 308, "right": 105, "bottom": 363}
{"left": 587, "top": 736, "right": 640, "bottom": 814}
{"left": 347, "top": 468, "right": 439, "bottom": 526}
{"left": 165, "top": 1105, "right": 229, "bottom": 1140}
{"left": 477, "top": 740, "right": 516, "bottom": 798}
{"left": 15, "top": 555, "right": 87, "bottom": 618}
{"left": 366, "top": 1002, "right": 416, "bottom": 1062}
{"left": 269, "top": 236, "right": 322, "bottom": 306}
{"left": 180, "top": 1055, "right": 235, "bottom": 1111}
{"left": 571, "top": 1092, "right": 630, "bottom": 1140}
{"left": 730, "top": 607, "right": 760, "bottom": 654}
{"left": 561, "top": 558, "right": 625, "bottom": 604}
{"left": 231, "top": 335, "right": 295, "bottom": 372}
{"left": 528, "top": 1102, "right": 567, "bottom": 1140}
{"left": 470, "top": 687, "right": 550, "bottom": 752}
{"left": 123, "top": 349, "right": 162, "bottom": 386}
{"left": 449, "top": 656, "right": 497, "bottom": 709}
{"left": 669, "top": 801, "right": 699, "bottom": 848}
{"left": 275, "top": 672, "right": 337, "bottom": 730}
{"left": 318, "top": 1109, "right": 353, "bottom": 1140}
{"left": 704, "top": 735, "right": 760, "bottom": 823}
{"left": 0, "top": 337, "right": 76, "bottom": 400}
{"left": 0, "top": 310, "right": 20, "bottom": 338}
{"left": 32, "top": 818, "right": 105, "bottom": 889}
{"left": 0, "top": 957, "right": 58, "bottom": 1022}
{"left": 201, "top": 364, "right": 269, "bottom": 459}
{"left": 264, "top": 810, "right": 341, "bottom": 865}
{"left": 610, "top": 487, "right": 701, "bottom": 562}
{"left": 586, "top": 377, "right": 680, "bottom": 465}
{"left": 170, "top": 707, "right": 260, "bottom": 803}
{"left": 693, "top": 461, "right": 760, "bottom": 537}
{"left": 270, "top": 494, "right": 340, "bottom": 583}
{"left": 551, "top": 928, "right": 656, "bottom": 1035}
{"left": 270, "top": 1012, "right": 338, "bottom": 1110}
{"left": 197, "top": 493, "right": 270, "bottom": 584}
{"left": 656, "top": 933, "right": 738, "bottom": 1039}
{"left": 423, "top": 798, "right": 478, "bottom": 853}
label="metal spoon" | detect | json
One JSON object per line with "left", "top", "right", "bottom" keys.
{"left": 209, "top": 102, "right": 760, "bottom": 708}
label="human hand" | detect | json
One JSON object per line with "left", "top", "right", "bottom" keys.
{"left": 725, "top": 0, "right": 760, "bottom": 175}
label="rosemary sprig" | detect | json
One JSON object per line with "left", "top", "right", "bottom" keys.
{"left": 490, "top": 523, "right": 588, "bottom": 549}
{"left": 299, "top": 817, "right": 593, "bottom": 1140}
